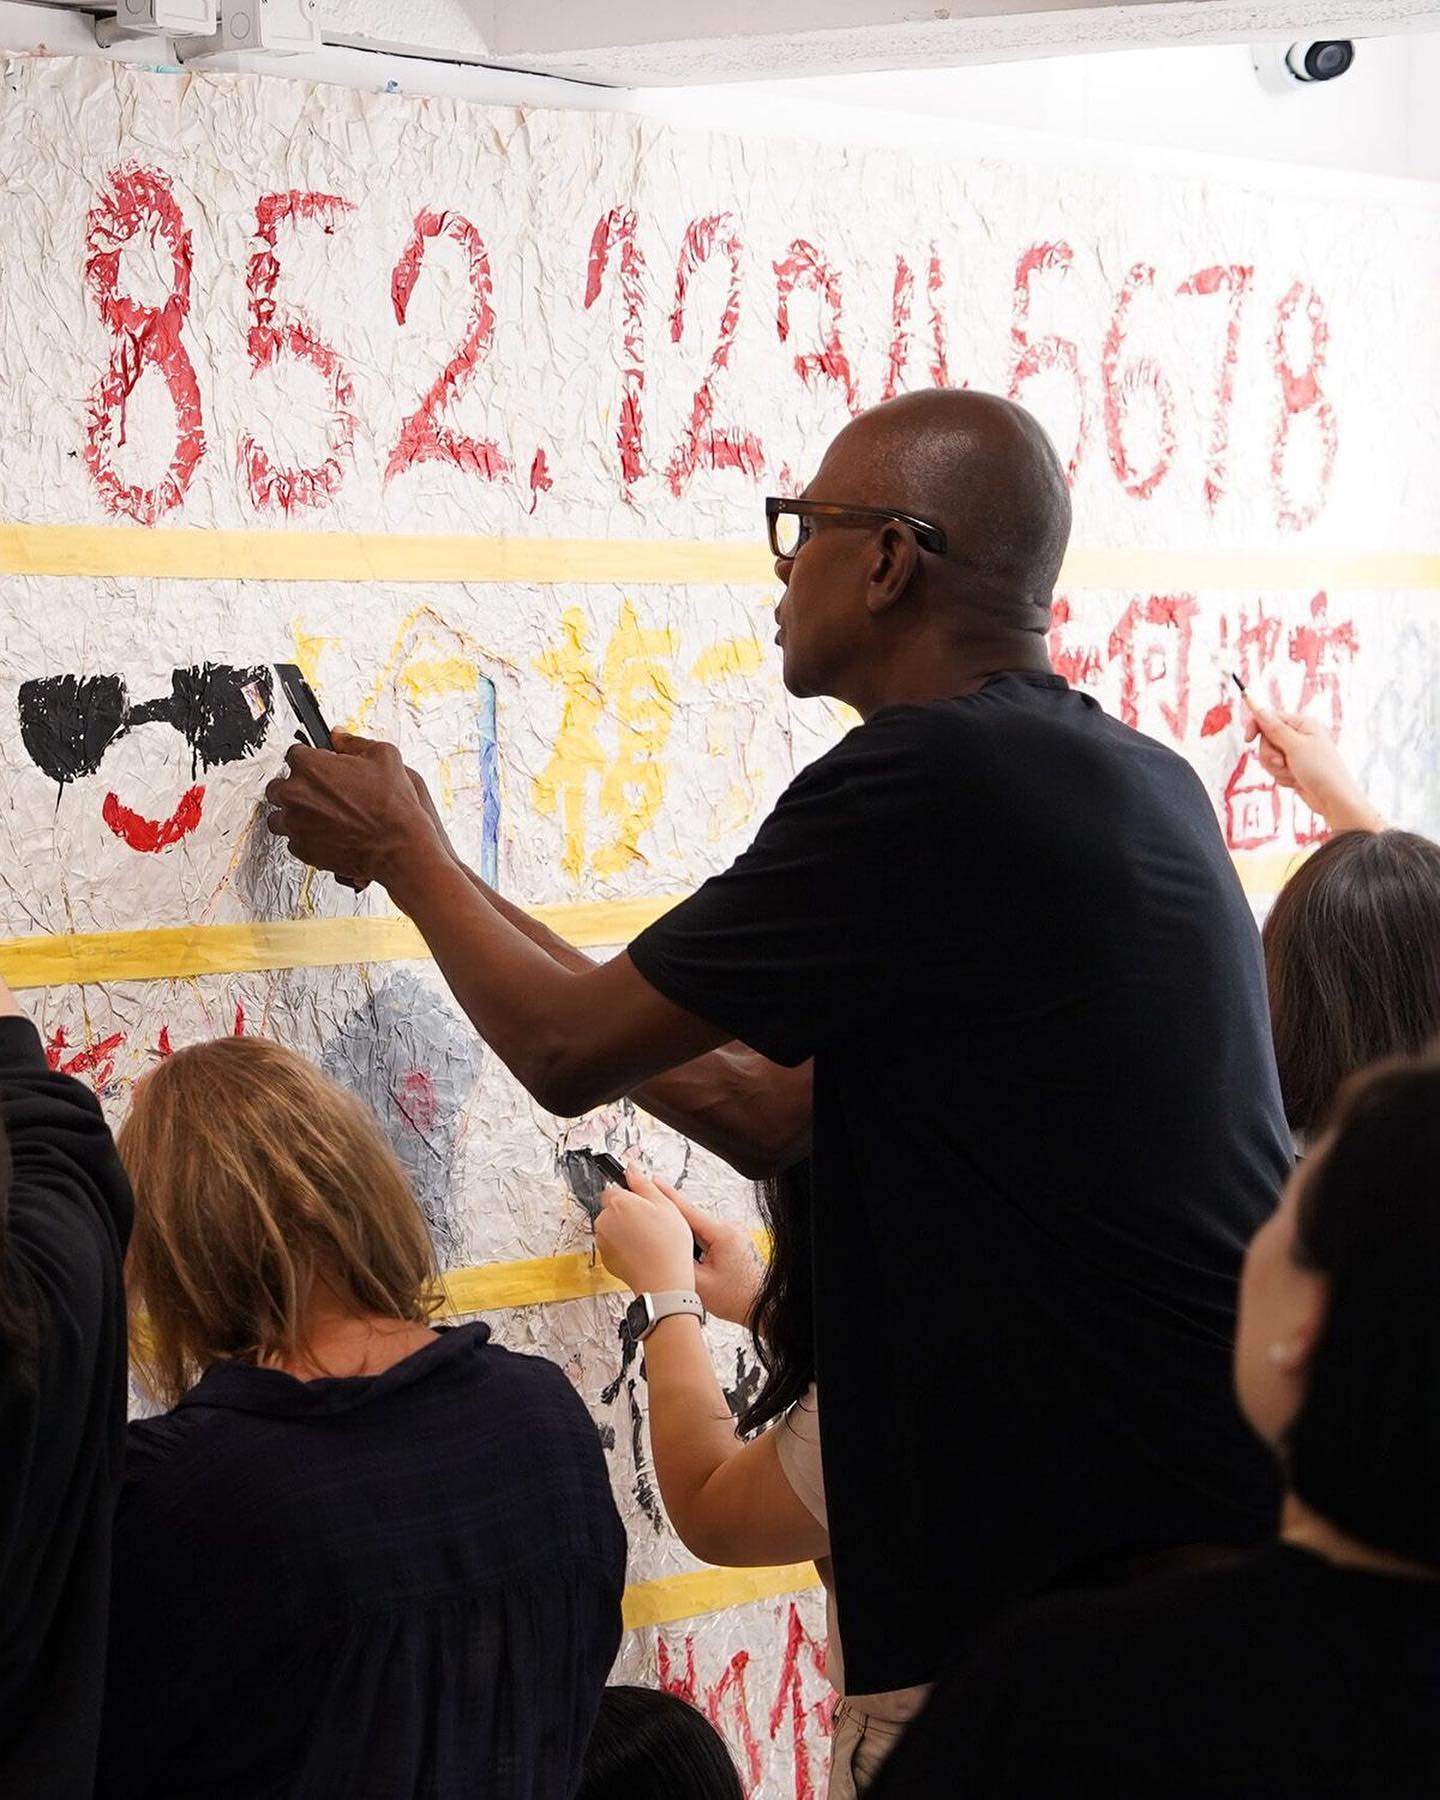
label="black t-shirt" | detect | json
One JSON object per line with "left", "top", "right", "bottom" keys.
{"left": 870, "top": 1543, "right": 1440, "bottom": 1798}
{"left": 629, "top": 673, "right": 1290, "bottom": 1694}
{"left": 0, "top": 1018, "right": 134, "bottom": 1799}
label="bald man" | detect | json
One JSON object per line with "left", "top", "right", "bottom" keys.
{"left": 267, "top": 391, "right": 1290, "bottom": 1699}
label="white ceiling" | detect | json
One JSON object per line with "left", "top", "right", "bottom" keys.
{"left": 317, "top": 0, "right": 1440, "bottom": 83}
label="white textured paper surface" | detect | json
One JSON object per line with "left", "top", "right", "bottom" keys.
{"left": 3, "top": 57, "right": 1438, "bottom": 1793}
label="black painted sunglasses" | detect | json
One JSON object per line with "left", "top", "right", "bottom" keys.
{"left": 765, "top": 495, "right": 949, "bottom": 560}
{"left": 18, "top": 664, "right": 275, "bottom": 788}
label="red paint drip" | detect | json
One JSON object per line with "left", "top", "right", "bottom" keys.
{"left": 45, "top": 1026, "right": 126, "bottom": 1088}
{"left": 101, "top": 784, "right": 205, "bottom": 852}
{"left": 528, "top": 447, "right": 553, "bottom": 512}
{"left": 386, "top": 208, "right": 510, "bottom": 485}
{"left": 241, "top": 190, "right": 358, "bottom": 513}
{"left": 664, "top": 214, "right": 765, "bottom": 497}
{"left": 83, "top": 164, "right": 206, "bottom": 526}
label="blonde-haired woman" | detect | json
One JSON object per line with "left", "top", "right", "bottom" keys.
{"left": 97, "top": 1037, "right": 624, "bottom": 1800}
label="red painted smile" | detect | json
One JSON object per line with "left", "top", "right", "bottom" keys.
{"left": 101, "top": 784, "right": 206, "bottom": 852}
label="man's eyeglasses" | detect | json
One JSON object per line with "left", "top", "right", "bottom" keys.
{"left": 765, "top": 496, "right": 949, "bottom": 561}
{"left": 18, "top": 665, "right": 275, "bottom": 788}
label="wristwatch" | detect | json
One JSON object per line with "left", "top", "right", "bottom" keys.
{"left": 625, "top": 1290, "right": 707, "bottom": 1343}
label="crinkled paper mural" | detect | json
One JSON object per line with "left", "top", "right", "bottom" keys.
{"left": 2, "top": 56, "right": 1438, "bottom": 1793}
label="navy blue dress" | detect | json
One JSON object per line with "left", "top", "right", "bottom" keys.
{"left": 98, "top": 1323, "right": 626, "bottom": 1799}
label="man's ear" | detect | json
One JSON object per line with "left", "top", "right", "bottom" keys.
{"left": 863, "top": 522, "right": 920, "bottom": 617}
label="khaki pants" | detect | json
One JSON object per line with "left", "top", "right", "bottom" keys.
{"left": 828, "top": 1700, "right": 909, "bottom": 1799}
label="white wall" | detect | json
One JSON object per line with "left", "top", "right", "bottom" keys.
{"left": 694, "top": 35, "right": 1440, "bottom": 183}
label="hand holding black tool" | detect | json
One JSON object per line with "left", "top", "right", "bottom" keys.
{"left": 273, "top": 664, "right": 365, "bottom": 891}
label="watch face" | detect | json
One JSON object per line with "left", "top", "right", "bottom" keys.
{"left": 624, "top": 1296, "right": 651, "bottom": 1342}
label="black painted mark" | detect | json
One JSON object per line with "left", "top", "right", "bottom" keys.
{"left": 17, "top": 663, "right": 274, "bottom": 789}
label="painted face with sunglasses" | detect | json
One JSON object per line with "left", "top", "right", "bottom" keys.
{"left": 18, "top": 664, "right": 274, "bottom": 853}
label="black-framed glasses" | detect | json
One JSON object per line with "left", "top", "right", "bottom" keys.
{"left": 765, "top": 495, "right": 949, "bottom": 560}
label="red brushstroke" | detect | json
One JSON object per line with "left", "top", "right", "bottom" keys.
{"left": 1107, "top": 594, "right": 1198, "bottom": 741}
{"left": 1177, "top": 264, "right": 1252, "bottom": 511}
{"left": 102, "top": 784, "right": 205, "bottom": 852}
{"left": 659, "top": 1636, "right": 764, "bottom": 1796}
{"left": 1047, "top": 595, "right": 1103, "bottom": 689}
{"left": 528, "top": 447, "right": 553, "bottom": 512}
{"left": 1101, "top": 262, "right": 1176, "bottom": 501}
{"left": 46, "top": 1027, "right": 125, "bottom": 1089}
{"left": 83, "top": 164, "right": 205, "bottom": 526}
{"left": 767, "top": 1602, "right": 834, "bottom": 1800}
{"left": 1270, "top": 282, "right": 1338, "bottom": 532}
{"left": 156, "top": 1026, "right": 173, "bottom": 1058}
{"left": 241, "top": 191, "right": 358, "bottom": 512}
{"left": 1224, "top": 750, "right": 1281, "bottom": 851}
{"left": 664, "top": 214, "right": 765, "bottom": 497}
{"left": 1288, "top": 590, "right": 1358, "bottom": 737}
{"left": 1009, "top": 242, "right": 1087, "bottom": 485}
{"left": 386, "top": 208, "right": 509, "bottom": 485}
{"left": 881, "top": 254, "right": 914, "bottom": 402}
{"left": 396, "top": 1068, "right": 438, "bottom": 1135}
{"left": 233, "top": 1003, "right": 246, "bottom": 1037}
{"left": 885, "top": 246, "right": 957, "bottom": 399}
{"left": 584, "top": 208, "right": 647, "bottom": 496}
{"left": 774, "top": 240, "right": 858, "bottom": 415}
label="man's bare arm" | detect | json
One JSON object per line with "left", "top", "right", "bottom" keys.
{"left": 444, "top": 861, "right": 811, "bottom": 1177}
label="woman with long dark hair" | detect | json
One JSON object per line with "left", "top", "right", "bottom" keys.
{"left": 596, "top": 1159, "right": 927, "bottom": 1798}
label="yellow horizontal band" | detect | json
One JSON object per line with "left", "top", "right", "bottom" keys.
{"left": 622, "top": 1561, "right": 822, "bottom": 1634}
{"left": 437, "top": 1229, "right": 769, "bottom": 1317}
{"left": 0, "top": 852, "right": 1299, "bottom": 992}
{"left": 0, "top": 521, "right": 1434, "bottom": 590}
{"left": 0, "top": 897, "right": 680, "bottom": 992}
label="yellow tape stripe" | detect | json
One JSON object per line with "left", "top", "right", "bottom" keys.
{"left": 437, "top": 1230, "right": 769, "bottom": 1317}
{"left": 0, "top": 850, "right": 1302, "bottom": 993}
{"left": 0, "top": 898, "right": 680, "bottom": 991}
{"left": 621, "top": 1562, "right": 822, "bottom": 1633}
{"left": 0, "top": 522, "right": 1436, "bottom": 590}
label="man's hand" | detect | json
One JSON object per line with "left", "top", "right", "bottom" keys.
{"left": 1242, "top": 703, "right": 1385, "bottom": 835}
{"left": 264, "top": 730, "right": 449, "bottom": 891}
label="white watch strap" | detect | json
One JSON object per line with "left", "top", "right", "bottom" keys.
{"left": 639, "top": 1289, "right": 706, "bottom": 1339}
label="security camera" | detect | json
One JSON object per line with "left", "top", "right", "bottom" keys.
{"left": 1252, "top": 40, "right": 1356, "bottom": 92}
{"left": 1285, "top": 40, "right": 1355, "bottom": 81}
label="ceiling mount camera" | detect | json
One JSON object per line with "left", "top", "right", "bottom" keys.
{"left": 1253, "top": 40, "right": 1357, "bottom": 92}
{"left": 1286, "top": 40, "right": 1356, "bottom": 81}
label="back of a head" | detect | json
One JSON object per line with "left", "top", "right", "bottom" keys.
{"left": 1263, "top": 828, "right": 1440, "bottom": 1136}
{"left": 578, "top": 1686, "right": 744, "bottom": 1800}
{"left": 837, "top": 388, "right": 1072, "bottom": 636}
{"left": 1286, "top": 1049, "right": 1440, "bottom": 1566}
{"left": 119, "top": 1036, "right": 437, "bottom": 1406}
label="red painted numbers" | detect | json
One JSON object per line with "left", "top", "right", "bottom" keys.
{"left": 775, "top": 239, "right": 858, "bottom": 416}
{"left": 241, "top": 190, "right": 358, "bottom": 512}
{"left": 387, "top": 208, "right": 509, "bottom": 485}
{"left": 584, "top": 207, "right": 648, "bottom": 498}
{"left": 1271, "top": 281, "right": 1338, "bottom": 531}
{"left": 1009, "top": 242, "right": 1088, "bottom": 486}
{"left": 84, "top": 165, "right": 206, "bottom": 526}
{"left": 1176, "top": 264, "right": 1253, "bottom": 512}
{"left": 664, "top": 213, "right": 765, "bottom": 498}
{"left": 1100, "top": 263, "right": 1176, "bottom": 501}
